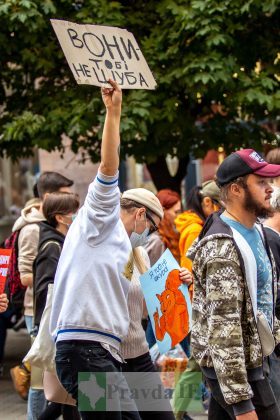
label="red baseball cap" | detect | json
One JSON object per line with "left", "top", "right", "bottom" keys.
{"left": 216, "top": 149, "right": 280, "bottom": 186}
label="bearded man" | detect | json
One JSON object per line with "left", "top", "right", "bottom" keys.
{"left": 189, "top": 149, "right": 280, "bottom": 420}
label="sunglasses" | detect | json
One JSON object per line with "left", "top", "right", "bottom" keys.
{"left": 146, "top": 212, "right": 159, "bottom": 236}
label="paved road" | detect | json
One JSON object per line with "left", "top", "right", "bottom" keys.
{"left": 0, "top": 328, "right": 207, "bottom": 420}
{"left": 0, "top": 329, "right": 29, "bottom": 419}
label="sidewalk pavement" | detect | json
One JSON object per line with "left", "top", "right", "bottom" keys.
{"left": 0, "top": 328, "right": 29, "bottom": 419}
{"left": 0, "top": 328, "right": 207, "bottom": 420}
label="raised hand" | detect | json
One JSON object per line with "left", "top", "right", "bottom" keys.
{"left": 101, "top": 79, "right": 122, "bottom": 111}
{"left": 99, "top": 78, "right": 122, "bottom": 175}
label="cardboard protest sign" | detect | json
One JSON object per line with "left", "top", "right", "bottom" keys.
{"left": 140, "top": 249, "right": 192, "bottom": 354}
{"left": 51, "top": 19, "right": 157, "bottom": 90}
{"left": 0, "top": 249, "right": 12, "bottom": 294}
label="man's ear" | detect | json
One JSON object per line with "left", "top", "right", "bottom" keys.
{"left": 231, "top": 183, "right": 242, "bottom": 196}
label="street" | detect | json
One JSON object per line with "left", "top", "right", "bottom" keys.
{"left": 0, "top": 328, "right": 207, "bottom": 420}
{"left": 0, "top": 328, "right": 29, "bottom": 419}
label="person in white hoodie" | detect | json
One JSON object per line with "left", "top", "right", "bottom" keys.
{"left": 50, "top": 80, "right": 164, "bottom": 420}
{"left": 9, "top": 173, "right": 73, "bottom": 420}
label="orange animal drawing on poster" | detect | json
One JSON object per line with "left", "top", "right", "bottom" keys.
{"left": 153, "top": 269, "right": 189, "bottom": 347}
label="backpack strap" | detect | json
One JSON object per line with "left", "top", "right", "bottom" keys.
{"left": 231, "top": 226, "right": 258, "bottom": 320}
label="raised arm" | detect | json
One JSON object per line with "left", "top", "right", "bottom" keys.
{"left": 99, "top": 79, "right": 122, "bottom": 176}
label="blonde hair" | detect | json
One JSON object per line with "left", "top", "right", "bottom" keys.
{"left": 122, "top": 248, "right": 148, "bottom": 281}
{"left": 133, "top": 248, "right": 147, "bottom": 275}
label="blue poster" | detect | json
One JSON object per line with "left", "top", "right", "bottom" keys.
{"left": 140, "top": 249, "right": 192, "bottom": 354}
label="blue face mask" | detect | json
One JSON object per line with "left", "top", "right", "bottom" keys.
{"left": 61, "top": 213, "right": 77, "bottom": 230}
{"left": 129, "top": 217, "right": 149, "bottom": 248}
{"left": 71, "top": 213, "right": 77, "bottom": 222}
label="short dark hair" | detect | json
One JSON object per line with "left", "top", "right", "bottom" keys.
{"left": 219, "top": 176, "right": 248, "bottom": 204}
{"left": 37, "top": 172, "right": 73, "bottom": 198}
{"left": 43, "top": 192, "right": 80, "bottom": 228}
{"left": 120, "top": 198, "right": 158, "bottom": 219}
{"left": 120, "top": 198, "right": 141, "bottom": 212}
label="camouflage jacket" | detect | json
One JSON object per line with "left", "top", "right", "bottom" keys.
{"left": 189, "top": 212, "right": 280, "bottom": 410}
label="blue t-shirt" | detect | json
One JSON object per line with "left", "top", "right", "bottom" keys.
{"left": 220, "top": 214, "right": 273, "bottom": 326}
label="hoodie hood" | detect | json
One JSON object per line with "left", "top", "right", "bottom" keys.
{"left": 38, "top": 221, "right": 65, "bottom": 249}
{"left": 175, "top": 211, "right": 204, "bottom": 234}
{"left": 12, "top": 203, "right": 45, "bottom": 232}
{"left": 187, "top": 211, "right": 233, "bottom": 262}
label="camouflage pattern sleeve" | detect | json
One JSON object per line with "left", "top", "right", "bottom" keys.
{"left": 274, "top": 316, "right": 280, "bottom": 344}
{"left": 204, "top": 257, "right": 254, "bottom": 404}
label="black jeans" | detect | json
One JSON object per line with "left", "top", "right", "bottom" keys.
{"left": 55, "top": 340, "right": 140, "bottom": 420}
{"left": 123, "top": 352, "right": 175, "bottom": 420}
{"left": 206, "top": 376, "right": 280, "bottom": 420}
{"left": 38, "top": 401, "right": 80, "bottom": 420}
{"left": 0, "top": 309, "right": 18, "bottom": 363}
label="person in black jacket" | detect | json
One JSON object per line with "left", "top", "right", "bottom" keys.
{"left": 34, "top": 192, "right": 79, "bottom": 327}
{"left": 264, "top": 185, "right": 280, "bottom": 407}
{"left": 33, "top": 192, "right": 80, "bottom": 420}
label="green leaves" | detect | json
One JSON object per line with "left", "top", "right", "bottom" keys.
{"left": 3, "top": 111, "right": 45, "bottom": 142}
{"left": 0, "top": 0, "right": 279, "bottom": 163}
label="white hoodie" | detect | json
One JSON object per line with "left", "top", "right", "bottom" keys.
{"left": 50, "top": 171, "right": 132, "bottom": 352}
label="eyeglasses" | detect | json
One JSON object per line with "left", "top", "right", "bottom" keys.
{"left": 146, "top": 212, "right": 159, "bottom": 236}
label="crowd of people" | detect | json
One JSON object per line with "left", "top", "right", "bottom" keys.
{"left": 0, "top": 80, "right": 280, "bottom": 420}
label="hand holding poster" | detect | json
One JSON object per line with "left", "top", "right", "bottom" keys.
{"left": 0, "top": 249, "right": 12, "bottom": 294}
{"left": 140, "top": 249, "right": 192, "bottom": 354}
{"left": 51, "top": 20, "right": 157, "bottom": 90}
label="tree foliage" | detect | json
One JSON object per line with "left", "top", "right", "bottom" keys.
{"left": 0, "top": 0, "right": 279, "bottom": 165}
